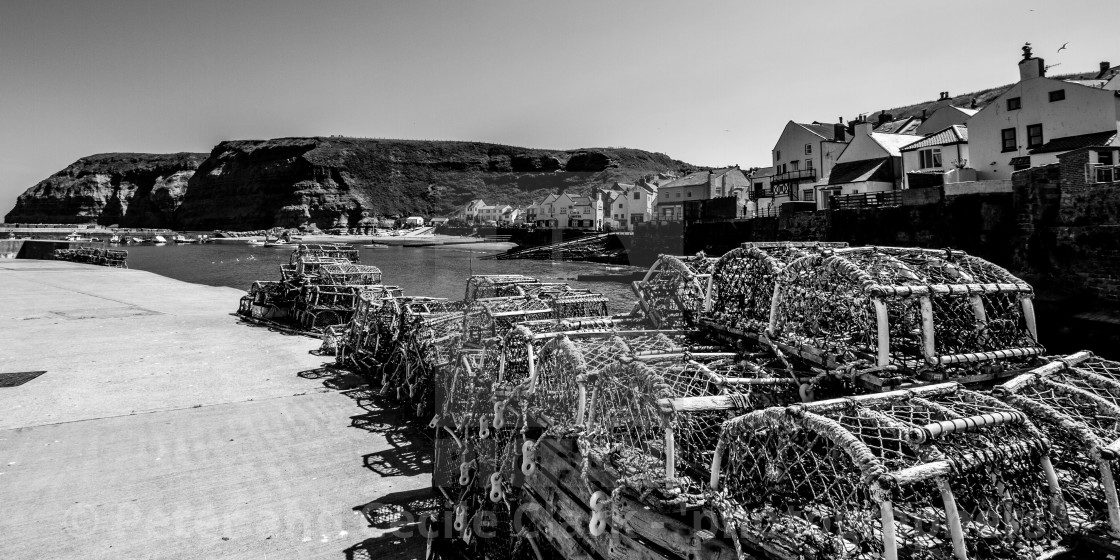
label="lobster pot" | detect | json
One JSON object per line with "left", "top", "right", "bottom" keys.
{"left": 772, "top": 246, "right": 1043, "bottom": 376}
{"left": 517, "top": 283, "right": 576, "bottom": 298}
{"left": 292, "top": 243, "right": 360, "bottom": 264}
{"left": 336, "top": 287, "right": 404, "bottom": 372}
{"left": 382, "top": 310, "right": 465, "bottom": 414}
{"left": 517, "top": 330, "right": 722, "bottom": 434}
{"left": 705, "top": 242, "right": 843, "bottom": 337}
{"left": 633, "top": 254, "right": 718, "bottom": 329}
{"left": 292, "top": 255, "right": 350, "bottom": 279}
{"left": 317, "top": 263, "right": 383, "bottom": 285}
{"left": 53, "top": 247, "right": 128, "bottom": 268}
{"left": 997, "top": 351, "right": 1120, "bottom": 538}
{"left": 240, "top": 281, "right": 289, "bottom": 320}
{"left": 462, "top": 296, "right": 553, "bottom": 345}
{"left": 578, "top": 353, "right": 799, "bottom": 506}
{"left": 464, "top": 274, "right": 540, "bottom": 302}
{"left": 712, "top": 383, "right": 1066, "bottom": 560}
{"left": 541, "top": 292, "right": 610, "bottom": 320}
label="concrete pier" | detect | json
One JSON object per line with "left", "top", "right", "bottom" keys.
{"left": 0, "top": 261, "right": 429, "bottom": 559}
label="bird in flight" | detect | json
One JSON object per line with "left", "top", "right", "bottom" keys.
{"left": 1058, "top": 42, "right": 1069, "bottom": 52}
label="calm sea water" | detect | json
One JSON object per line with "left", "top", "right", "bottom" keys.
{"left": 122, "top": 243, "right": 643, "bottom": 314}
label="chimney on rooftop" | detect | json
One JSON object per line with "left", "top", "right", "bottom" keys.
{"left": 834, "top": 123, "right": 846, "bottom": 142}
{"left": 877, "top": 111, "right": 892, "bottom": 125}
{"left": 970, "top": 97, "right": 978, "bottom": 109}
{"left": 921, "top": 109, "right": 927, "bottom": 119}
{"left": 1018, "top": 43, "right": 1045, "bottom": 81}
{"left": 1101, "top": 61, "right": 1112, "bottom": 78}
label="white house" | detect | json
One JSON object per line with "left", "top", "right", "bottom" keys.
{"left": 899, "top": 125, "right": 970, "bottom": 189}
{"left": 824, "top": 121, "right": 922, "bottom": 203}
{"left": 966, "top": 46, "right": 1120, "bottom": 180}
{"left": 757, "top": 121, "right": 851, "bottom": 213}
{"left": 604, "top": 181, "right": 657, "bottom": 230}
{"left": 404, "top": 216, "right": 425, "bottom": 227}
{"left": 457, "top": 199, "right": 487, "bottom": 222}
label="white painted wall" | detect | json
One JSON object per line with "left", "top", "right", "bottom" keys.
{"left": 967, "top": 76, "right": 1120, "bottom": 180}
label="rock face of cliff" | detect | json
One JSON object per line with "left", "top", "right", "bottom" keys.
{"left": 175, "top": 138, "right": 692, "bottom": 230}
{"left": 4, "top": 153, "right": 207, "bottom": 226}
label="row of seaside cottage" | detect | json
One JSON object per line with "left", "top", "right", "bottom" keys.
{"left": 457, "top": 47, "right": 1120, "bottom": 231}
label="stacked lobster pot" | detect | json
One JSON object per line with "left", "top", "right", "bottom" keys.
{"left": 767, "top": 246, "right": 1044, "bottom": 392}
{"left": 702, "top": 242, "right": 848, "bottom": 339}
{"left": 378, "top": 298, "right": 469, "bottom": 417}
{"left": 237, "top": 243, "right": 400, "bottom": 334}
{"left": 464, "top": 274, "right": 542, "bottom": 302}
{"left": 53, "top": 247, "right": 128, "bottom": 268}
{"left": 709, "top": 382, "right": 1068, "bottom": 560}
{"left": 428, "top": 314, "right": 648, "bottom": 559}
{"left": 632, "top": 254, "right": 720, "bottom": 328}
{"left": 994, "top": 351, "right": 1120, "bottom": 549}
{"left": 335, "top": 295, "right": 450, "bottom": 382}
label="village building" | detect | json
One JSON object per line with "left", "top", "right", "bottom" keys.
{"left": 754, "top": 121, "right": 850, "bottom": 214}
{"left": 655, "top": 167, "right": 749, "bottom": 222}
{"left": 900, "top": 125, "right": 971, "bottom": 189}
{"left": 966, "top": 46, "right": 1120, "bottom": 181}
{"left": 603, "top": 181, "right": 658, "bottom": 230}
{"left": 824, "top": 121, "right": 922, "bottom": 205}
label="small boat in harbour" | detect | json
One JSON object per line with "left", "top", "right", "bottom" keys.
{"left": 172, "top": 234, "right": 196, "bottom": 244}
{"left": 246, "top": 239, "right": 266, "bottom": 246}
{"left": 153, "top": 235, "right": 168, "bottom": 245}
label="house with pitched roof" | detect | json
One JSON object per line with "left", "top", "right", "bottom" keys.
{"left": 824, "top": 121, "right": 923, "bottom": 204}
{"left": 654, "top": 167, "right": 749, "bottom": 222}
{"left": 966, "top": 46, "right": 1120, "bottom": 180}
{"left": 915, "top": 105, "right": 978, "bottom": 136}
{"left": 900, "top": 125, "right": 971, "bottom": 189}
{"left": 754, "top": 121, "right": 851, "bottom": 213}
{"left": 604, "top": 181, "right": 658, "bottom": 230}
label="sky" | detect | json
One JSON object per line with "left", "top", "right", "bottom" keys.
{"left": 2, "top": 0, "right": 1118, "bottom": 218}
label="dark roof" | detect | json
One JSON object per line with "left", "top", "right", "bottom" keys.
{"left": 1029, "top": 130, "right": 1118, "bottom": 154}
{"left": 875, "top": 117, "right": 922, "bottom": 135}
{"left": 900, "top": 125, "right": 969, "bottom": 151}
{"left": 828, "top": 158, "right": 893, "bottom": 185}
{"left": 798, "top": 122, "right": 840, "bottom": 140}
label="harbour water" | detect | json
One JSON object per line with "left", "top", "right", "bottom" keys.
{"left": 123, "top": 242, "right": 644, "bottom": 314}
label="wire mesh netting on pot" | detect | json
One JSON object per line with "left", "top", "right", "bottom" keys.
{"left": 770, "top": 246, "right": 1043, "bottom": 378}
{"left": 634, "top": 254, "right": 719, "bottom": 329}
{"left": 996, "top": 351, "right": 1120, "bottom": 538}
{"left": 710, "top": 383, "right": 1066, "bottom": 560}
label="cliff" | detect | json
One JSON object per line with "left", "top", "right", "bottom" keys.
{"left": 4, "top": 153, "right": 207, "bottom": 227}
{"left": 174, "top": 137, "right": 692, "bottom": 230}
{"left": 6, "top": 139, "right": 692, "bottom": 229}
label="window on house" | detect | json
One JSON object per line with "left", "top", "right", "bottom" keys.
{"left": 776, "top": 150, "right": 781, "bottom": 161}
{"left": 805, "top": 159, "right": 813, "bottom": 170}
{"left": 686, "top": 191, "right": 692, "bottom": 198}
{"left": 1027, "top": 124, "right": 1044, "bottom": 148}
{"left": 618, "top": 203, "right": 623, "bottom": 208}
{"left": 919, "top": 147, "right": 943, "bottom": 169}
{"left": 791, "top": 160, "right": 800, "bottom": 171}
{"left": 1049, "top": 89, "right": 1066, "bottom": 102}
{"left": 1100, "top": 151, "right": 1115, "bottom": 166}
{"left": 675, "top": 192, "right": 680, "bottom": 198}
{"left": 803, "top": 189, "right": 813, "bottom": 201}
{"left": 754, "top": 182, "right": 763, "bottom": 189}
{"left": 1001, "top": 128, "right": 1017, "bottom": 152}
{"left": 804, "top": 143, "right": 812, "bottom": 155}
{"left": 1007, "top": 97, "right": 1021, "bottom": 111}
{"left": 633, "top": 192, "right": 640, "bottom": 200}
{"left": 560, "top": 208, "right": 566, "bottom": 214}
